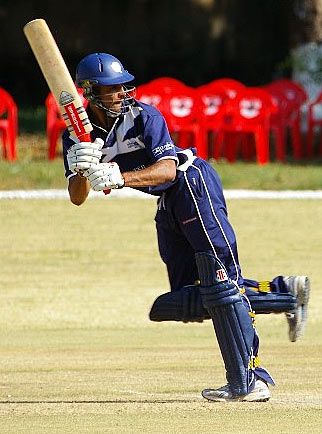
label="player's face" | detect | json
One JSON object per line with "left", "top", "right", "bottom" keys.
{"left": 93, "top": 84, "right": 126, "bottom": 113}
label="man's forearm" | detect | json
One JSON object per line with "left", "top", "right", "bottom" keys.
{"left": 122, "top": 159, "right": 176, "bottom": 187}
{"left": 68, "top": 174, "right": 90, "bottom": 205}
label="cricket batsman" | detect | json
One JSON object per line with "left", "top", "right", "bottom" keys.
{"left": 63, "top": 53, "right": 310, "bottom": 402}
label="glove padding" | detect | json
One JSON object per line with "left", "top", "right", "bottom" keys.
{"left": 67, "top": 138, "right": 104, "bottom": 173}
{"left": 84, "top": 162, "right": 125, "bottom": 190}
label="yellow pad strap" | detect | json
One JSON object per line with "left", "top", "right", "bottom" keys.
{"left": 249, "top": 355, "right": 261, "bottom": 369}
{"left": 258, "top": 281, "right": 271, "bottom": 293}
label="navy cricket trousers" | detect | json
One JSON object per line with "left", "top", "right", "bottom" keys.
{"left": 155, "top": 158, "right": 243, "bottom": 292}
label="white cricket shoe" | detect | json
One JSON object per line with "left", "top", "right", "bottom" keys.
{"left": 283, "top": 276, "right": 310, "bottom": 342}
{"left": 202, "top": 379, "right": 270, "bottom": 402}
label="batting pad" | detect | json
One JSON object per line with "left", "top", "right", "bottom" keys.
{"left": 195, "top": 251, "right": 256, "bottom": 397}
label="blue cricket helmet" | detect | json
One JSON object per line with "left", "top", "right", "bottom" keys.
{"left": 75, "top": 53, "right": 135, "bottom": 86}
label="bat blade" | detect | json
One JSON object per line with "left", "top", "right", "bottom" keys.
{"left": 23, "top": 18, "right": 92, "bottom": 142}
{"left": 24, "top": 18, "right": 110, "bottom": 194}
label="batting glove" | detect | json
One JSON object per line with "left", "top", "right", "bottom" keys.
{"left": 84, "top": 162, "right": 125, "bottom": 191}
{"left": 67, "top": 137, "right": 104, "bottom": 173}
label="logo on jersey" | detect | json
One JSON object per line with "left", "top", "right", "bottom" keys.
{"left": 216, "top": 268, "right": 228, "bottom": 282}
{"left": 127, "top": 141, "right": 143, "bottom": 149}
{"left": 152, "top": 142, "right": 174, "bottom": 157}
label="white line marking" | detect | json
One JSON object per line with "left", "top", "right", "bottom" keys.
{"left": 0, "top": 189, "right": 322, "bottom": 200}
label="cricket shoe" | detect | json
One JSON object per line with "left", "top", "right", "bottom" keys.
{"left": 284, "top": 276, "right": 310, "bottom": 342}
{"left": 202, "top": 379, "right": 270, "bottom": 402}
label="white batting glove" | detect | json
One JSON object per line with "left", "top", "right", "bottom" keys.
{"left": 67, "top": 137, "right": 104, "bottom": 173}
{"left": 84, "top": 162, "right": 125, "bottom": 191}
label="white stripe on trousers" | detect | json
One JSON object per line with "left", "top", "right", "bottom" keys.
{"left": 183, "top": 164, "right": 240, "bottom": 285}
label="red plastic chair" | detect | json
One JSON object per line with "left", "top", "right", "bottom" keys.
{"left": 46, "top": 88, "right": 87, "bottom": 160}
{"left": 214, "top": 87, "right": 276, "bottom": 164}
{"left": 262, "top": 85, "right": 291, "bottom": 161}
{"left": 266, "top": 79, "right": 307, "bottom": 159}
{"left": 196, "top": 80, "right": 247, "bottom": 159}
{"left": 306, "top": 91, "right": 322, "bottom": 157}
{"left": 135, "top": 82, "right": 164, "bottom": 110}
{"left": 160, "top": 86, "right": 206, "bottom": 159}
{"left": 207, "top": 78, "right": 246, "bottom": 99}
{"left": 136, "top": 79, "right": 207, "bottom": 159}
{"left": 0, "top": 87, "right": 18, "bottom": 160}
{"left": 146, "top": 76, "right": 188, "bottom": 95}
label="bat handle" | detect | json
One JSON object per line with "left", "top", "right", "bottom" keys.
{"left": 77, "top": 132, "right": 92, "bottom": 142}
{"left": 77, "top": 132, "right": 111, "bottom": 195}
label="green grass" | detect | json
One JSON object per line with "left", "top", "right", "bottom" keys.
{"left": 0, "top": 133, "right": 322, "bottom": 190}
{"left": 0, "top": 198, "right": 321, "bottom": 433}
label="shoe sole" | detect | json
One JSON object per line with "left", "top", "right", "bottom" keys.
{"left": 202, "top": 389, "right": 270, "bottom": 403}
{"left": 287, "top": 276, "right": 310, "bottom": 342}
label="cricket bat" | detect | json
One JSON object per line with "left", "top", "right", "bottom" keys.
{"left": 23, "top": 18, "right": 110, "bottom": 193}
{"left": 23, "top": 18, "right": 92, "bottom": 142}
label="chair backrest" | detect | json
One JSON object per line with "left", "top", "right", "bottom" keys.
{"left": 135, "top": 82, "right": 164, "bottom": 109}
{"left": 0, "top": 87, "right": 17, "bottom": 121}
{"left": 160, "top": 85, "right": 202, "bottom": 128}
{"left": 147, "top": 76, "right": 188, "bottom": 95}
{"left": 217, "top": 87, "right": 276, "bottom": 128}
{"left": 266, "top": 79, "right": 307, "bottom": 110}
{"left": 206, "top": 78, "right": 246, "bottom": 100}
{"left": 136, "top": 77, "right": 188, "bottom": 108}
{"left": 136, "top": 79, "right": 201, "bottom": 127}
{"left": 196, "top": 83, "right": 230, "bottom": 119}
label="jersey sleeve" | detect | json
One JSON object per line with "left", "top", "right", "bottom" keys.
{"left": 143, "top": 113, "right": 178, "bottom": 164}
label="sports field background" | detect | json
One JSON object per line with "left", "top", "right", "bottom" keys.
{"left": 0, "top": 196, "right": 321, "bottom": 433}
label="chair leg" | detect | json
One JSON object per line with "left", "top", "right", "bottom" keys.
{"left": 213, "top": 130, "right": 224, "bottom": 160}
{"left": 48, "top": 127, "right": 59, "bottom": 160}
{"left": 255, "top": 129, "right": 269, "bottom": 165}
{"left": 306, "top": 123, "right": 314, "bottom": 158}
{"left": 225, "top": 133, "right": 240, "bottom": 163}
{"left": 240, "top": 134, "right": 255, "bottom": 161}
{"left": 290, "top": 117, "right": 302, "bottom": 159}
{"left": 2, "top": 129, "right": 9, "bottom": 159}
{"left": 195, "top": 126, "right": 208, "bottom": 160}
{"left": 7, "top": 127, "right": 17, "bottom": 161}
{"left": 318, "top": 126, "right": 322, "bottom": 156}
{"left": 274, "top": 127, "right": 286, "bottom": 162}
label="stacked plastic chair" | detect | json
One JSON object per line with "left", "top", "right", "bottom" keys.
{"left": 136, "top": 77, "right": 206, "bottom": 159}
{"left": 212, "top": 87, "right": 277, "bottom": 164}
{"left": 265, "top": 79, "right": 307, "bottom": 160}
{"left": 0, "top": 87, "right": 18, "bottom": 160}
{"left": 196, "top": 78, "right": 245, "bottom": 159}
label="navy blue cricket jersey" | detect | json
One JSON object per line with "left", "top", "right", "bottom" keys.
{"left": 63, "top": 100, "right": 187, "bottom": 195}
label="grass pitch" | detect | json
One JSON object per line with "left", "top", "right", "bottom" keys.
{"left": 0, "top": 197, "right": 321, "bottom": 433}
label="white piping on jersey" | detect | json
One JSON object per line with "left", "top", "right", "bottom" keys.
{"left": 177, "top": 149, "right": 196, "bottom": 171}
{"left": 158, "top": 155, "right": 179, "bottom": 164}
{"left": 98, "top": 107, "right": 147, "bottom": 163}
{"left": 184, "top": 164, "right": 240, "bottom": 284}
{"left": 92, "top": 117, "right": 119, "bottom": 138}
